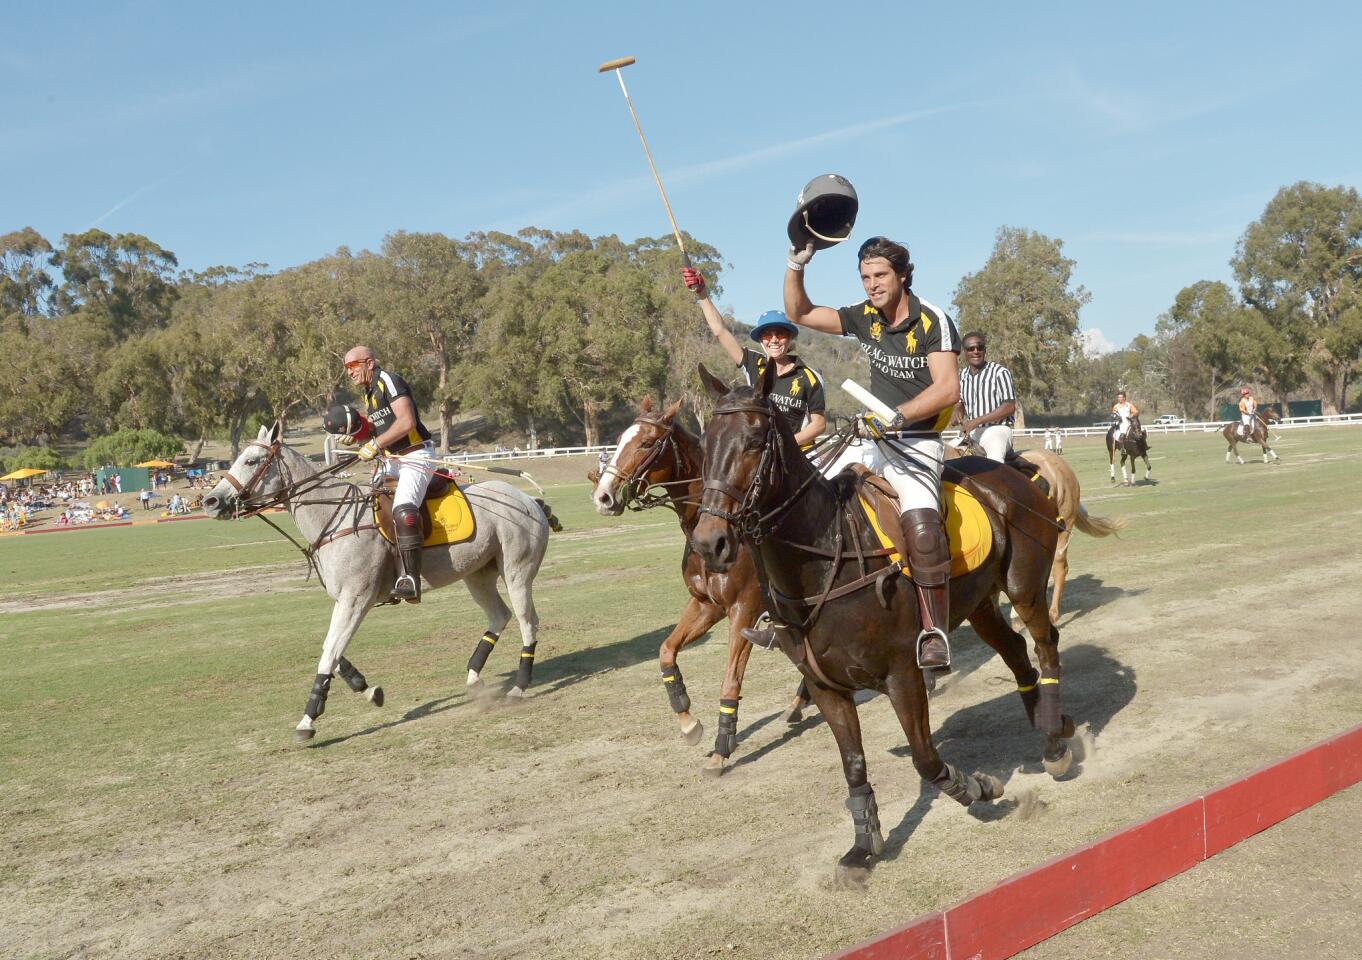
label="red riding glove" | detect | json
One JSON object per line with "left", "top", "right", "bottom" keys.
{"left": 681, "top": 267, "right": 707, "bottom": 298}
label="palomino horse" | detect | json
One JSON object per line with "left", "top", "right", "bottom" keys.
{"left": 951, "top": 439, "right": 1128, "bottom": 624}
{"left": 590, "top": 397, "right": 805, "bottom": 776}
{"left": 1222, "top": 408, "right": 1282, "bottom": 464}
{"left": 691, "top": 367, "right": 1073, "bottom": 874}
{"left": 1107, "top": 415, "right": 1152, "bottom": 485}
{"left": 204, "top": 422, "right": 552, "bottom": 742}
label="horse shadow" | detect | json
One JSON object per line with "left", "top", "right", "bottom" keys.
{"left": 1055, "top": 573, "right": 1147, "bottom": 627}
{"left": 310, "top": 693, "right": 465, "bottom": 749}
{"left": 876, "top": 642, "right": 1137, "bottom": 861}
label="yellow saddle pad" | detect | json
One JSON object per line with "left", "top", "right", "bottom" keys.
{"left": 858, "top": 481, "right": 992, "bottom": 578}
{"left": 375, "top": 485, "right": 477, "bottom": 548}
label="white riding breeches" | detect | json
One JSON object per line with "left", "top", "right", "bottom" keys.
{"left": 378, "top": 442, "right": 435, "bottom": 511}
{"left": 822, "top": 435, "right": 945, "bottom": 514}
{"left": 1116, "top": 419, "right": 1131, "bottom": 440}
{"left": 969, "top": 424, "right": 1012, "bottom": 462}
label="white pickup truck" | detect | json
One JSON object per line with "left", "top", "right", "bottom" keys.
{"left": 1152, "top": 414, "right": 1185, "bottom": 425}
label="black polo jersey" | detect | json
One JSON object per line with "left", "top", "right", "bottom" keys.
{"left": 363, "top": 368, "right": 432, "bottom": 453}
{"left": 738, "top": 347, "right": 826, "bottom": 434}
{"left": 836, "top": 292, "right": 960, "bottom": 434}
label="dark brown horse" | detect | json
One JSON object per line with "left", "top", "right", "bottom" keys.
{"left": 589, "top": 398, "right": 807, "bottom": 776}
{"left": 1222, "top": 407, "right": 1282, "bottom": 464}
{"left": 1106, "top": 415, "right": 1152, "bottom": 486}
{"left": 691, "top": 366, "right": 1074, "bottom": 875}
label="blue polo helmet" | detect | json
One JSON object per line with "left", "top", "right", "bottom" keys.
{"left": 749, "top": 310, "right": 798, "bottom": 341}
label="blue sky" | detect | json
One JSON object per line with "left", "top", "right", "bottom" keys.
{"left": 5, "top": 1, "right": 1359, "bottom": 352}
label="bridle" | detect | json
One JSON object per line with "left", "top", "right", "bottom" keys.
{"left": 222, "top": 439, "right": 291, "bottom": 515}
{"left": 599, "top": 415, "right": 694, "bottom": 512}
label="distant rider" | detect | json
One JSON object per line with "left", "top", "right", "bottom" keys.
{"left": 1112, "top": 391, "right": 1140, "bottom": 443}
{"left": 682, "top": 267, "right": 827, "bottom": 448}
{"left": 1238, "top": 387, "right": 1257, "bottom": 440}
{"left": 785, "top": 235, "right": 960, "bottom": 672}
{"left": 341, "top": 345, "right": 434, "bottom": 602}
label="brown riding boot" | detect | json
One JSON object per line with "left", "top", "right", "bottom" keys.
{"left": 901, "top": 508, "right": 953, "bottom": 670}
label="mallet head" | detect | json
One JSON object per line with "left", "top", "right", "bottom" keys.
{"left": 598, "top": 56, "right": 636, "bottom": 73}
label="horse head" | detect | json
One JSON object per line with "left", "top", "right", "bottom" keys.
{"left": 202, "top": 421, "right": 292, "bottom": 519}
{"left": 591, "top": 396, "right": 688, "bottom": 516}
{"left": 1262, "top": 407, "right": 1283, "bottom": 424}
{"left": 692, "top": 363, "right": 788, "bottom": 572}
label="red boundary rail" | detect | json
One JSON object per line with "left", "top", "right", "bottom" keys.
{"left": 829, "top": 722, "right": 1362, "bottom": 960}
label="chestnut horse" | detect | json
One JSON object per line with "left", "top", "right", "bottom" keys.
{"left": 1222, "top": 407, "right": 1282, "bottom": 464}
{"left": 692, "top": 366, "right": 1074, "bottom": 875}
{"left": 589, "top": 398, "right": 807, "bottom": 776}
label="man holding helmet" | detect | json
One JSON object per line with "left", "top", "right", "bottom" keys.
{"left": 339, "top": 345, "right": 434, "bottom": 603}
{"left": 681, "top": 267, "right": 826, "bottom": 448}
{"left": 784, "top": 184, "right": 961, "bottom": 672}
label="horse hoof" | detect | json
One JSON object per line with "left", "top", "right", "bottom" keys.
{"left": 680, "top": 717, "right": 704, "bottom": 746}
{"left": 976, "top": 773, "right": 1005, "bottom": 802}
{"left": 505, "top": 686, "right": 526, "bottom": 700}
{"left": 1043, "top": 743, "right": 1074, "bottom": 778}
{"left": 701, "top": 753, "right": 728, "bottom": 778}
{"left": 293, "top": 728, "right": 316, "bottom": 744}
{"left": 782, "top": 704, "right": 805, "bottom": 725}
{"left": 366, "top": 686, "right": 384, "bottom": 708}
{"left": 835, "top": 848, "right": 877, "bottom": 886}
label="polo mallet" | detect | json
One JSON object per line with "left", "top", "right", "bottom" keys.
{"left": 598, "top": 56, "right": 691, "bottom": 268}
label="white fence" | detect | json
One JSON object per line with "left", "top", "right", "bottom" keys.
{"left": 400, "top": 412, "right": 1362, "bottom": 465}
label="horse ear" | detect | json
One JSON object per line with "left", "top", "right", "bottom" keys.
{"left": 662, "top": 399, "right": 683, "bottom": 422}
{"left": 639, "top": 395, "right": 653, "bottom": 413}
{"left": 698, "top": 363, "right": 730, "bottom": 400}
{"left": 267, "top": 420, "right": 283, "bottom": 445}
{"left": 256, "top": 422, "right": 272, "bottom": 442}
{"left": 759, "top": 360, "right": 777, "bottom": 398}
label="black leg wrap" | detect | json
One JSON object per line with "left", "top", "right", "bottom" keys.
{"left": 845, "top": 783, "right": 884, "bottom": 855}
{"left": 1037, "top": 667, "right": 1062, "bottom": 736}
{"left": 467, "top": 632, "right": 498, "bottom": 674}
{"left": 713, "top": 699, "right": 740, "bottom": 758}
{"left": 932, "top": 762, "right": 983, "bottom": 806}
{"left": 660, "top": 665, "right": 691, "bottom": 714}
{"left": 335, "top": 657, "right": 367, "bottom": 693}
{"left": 305, "top": 673, "right": 331, "bottom": 721}
{"left": 1017, "top": 666, "right": 1040, "bottom": 727}
{"left": 514, "top": 642, "right": 537, "bottom": 691}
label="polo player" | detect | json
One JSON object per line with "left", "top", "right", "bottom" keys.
{"left": 1238, "top": 387, "right": 1257, "bottom": 440}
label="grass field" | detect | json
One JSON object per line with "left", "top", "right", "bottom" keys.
{"left": 3, "top": 426, "right": 1360, "bottom": 959}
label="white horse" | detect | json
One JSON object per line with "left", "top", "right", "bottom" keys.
{"left": 204, "top": 422, "right": 551, "bottom": 742}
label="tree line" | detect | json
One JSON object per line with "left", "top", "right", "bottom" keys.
{"left": 1, "top": 180, "right": 1357, "bottom": 459}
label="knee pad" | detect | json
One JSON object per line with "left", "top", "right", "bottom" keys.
{"left": 394, "top": 505, "right": 422, "bottom": 550}
{"left": 901, "top": 509, "right": 950, "bottom": 584}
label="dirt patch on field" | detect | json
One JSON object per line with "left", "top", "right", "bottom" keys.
{"left": 0, "top": 563, "right": 306, "bottom": 615}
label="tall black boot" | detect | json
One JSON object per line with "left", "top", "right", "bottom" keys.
{"left": 393, "top": 505, "right": 423, "bottom": 603}
{"left": 901, "top": 508, "right": 952, "bottom": 670}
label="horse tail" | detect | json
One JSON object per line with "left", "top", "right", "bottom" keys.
{"left": 1074, "top": 503, "right": 1126, "bottom": 539}
{"left": 535, "top": 498, "right": 563, "bottom": 533}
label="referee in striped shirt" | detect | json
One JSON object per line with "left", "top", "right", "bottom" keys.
{"left": 956, "top": 332, "right": 1017, "bottom": 461}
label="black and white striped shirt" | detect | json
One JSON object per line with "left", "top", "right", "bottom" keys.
{"left": 958, "top": 361, "right": 1016, "bottom": 426}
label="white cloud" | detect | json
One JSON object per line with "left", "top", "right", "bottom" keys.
{"left": 1080, "top": 327, "right": 1118, "bottom": 357}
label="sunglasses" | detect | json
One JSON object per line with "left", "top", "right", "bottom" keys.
{"left": 344, "top": 359, "right": 372, "bottom": 370}
{"left": 964, "top": 343, "right": 986, "bottom": 352}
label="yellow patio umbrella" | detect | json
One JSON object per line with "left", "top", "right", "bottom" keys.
{"left": 134, "top": 459, "right": 177, "bottom": 469}
{"left": 0, "top": 468, "right": 48, "bottom": 481}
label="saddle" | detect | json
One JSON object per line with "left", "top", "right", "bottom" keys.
{"left": 842, "top": 464, "right": 992, "bottom": 578}
{"left": 371, "top": 472, "right": 477, "bottom": 548}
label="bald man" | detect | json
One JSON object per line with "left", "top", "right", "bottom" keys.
{"left": 342, "top": 345, "right": 434, "bottom": 602}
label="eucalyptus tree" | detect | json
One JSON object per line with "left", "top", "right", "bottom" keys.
{"left": 953, "top": 227, "right": 1089, "bottom": 412}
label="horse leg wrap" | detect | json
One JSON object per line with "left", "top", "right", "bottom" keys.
{"left": 514, "top": 642, "right": 537, "bottom": 691}
{"left": 845, "top": 783, "right": 885, "bottom": 855}
{"left": 660, "top": 665, "right": 691, "bottom": 714}
{"left": 932, "top": 762, "right": 983, "bottom": 806}
{"left": 305, "top": 673, "right": 332, "bottom": 721}
{"left": 1016, "top": 666, "right": 1040, "bottom": 727}
{"left": 467, "top": 632, "right": 498, "bottom": 674}
{"left": 713, "top": 699, "right": 740, "bottom": 758}
{"left": 335, "top": 657, "right": 367, "bottom": 693}
{"left": 1037, "top": 667, "right": 1062, "bottom": 736}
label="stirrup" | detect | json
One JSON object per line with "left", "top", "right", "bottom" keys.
{"left": 916, "top": 627, "right": 951, "bottom": 670}
{"left": 392, "top": 574, "right": 420, "bottom": 604}
{"left": 740, "top": 613, "right": 780, "bottom": 650}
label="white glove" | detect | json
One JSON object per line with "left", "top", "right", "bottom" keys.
{"left": 338, "top": 434, "right": 358, "bottom": 447}
{"left": 786, "top": 240, "right": 816, "bottom": 272}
